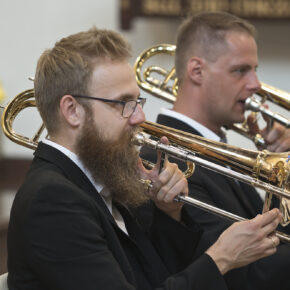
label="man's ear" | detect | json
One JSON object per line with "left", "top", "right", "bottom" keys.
{"left": 187, "top": 57, "right": 204, "bottom": 85}
{"left": 59, "top": 95, "right": 83, "bottom": 127}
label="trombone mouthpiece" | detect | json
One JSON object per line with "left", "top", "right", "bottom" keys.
{"left": 132, "top": 132, "right": 146, "bottom": 146}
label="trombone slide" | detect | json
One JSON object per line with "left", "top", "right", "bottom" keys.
{"left": 134, "top": 132, "right": 290, "bottom": 200}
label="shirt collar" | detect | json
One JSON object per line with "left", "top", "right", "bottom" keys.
{"left": 42, "top": 138, "right": 112, "bottom": 211}
{"left": 160, "top": 107, "right": 225, "bottom": 142}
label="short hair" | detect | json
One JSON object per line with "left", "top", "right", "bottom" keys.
{"left": 34, "top": 27, "right": 131, "bottom": 134}
{"left": 175, "top": 11, "right": 256, "bottom": 84}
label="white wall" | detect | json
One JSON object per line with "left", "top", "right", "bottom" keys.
{"left": 0, "top": 0, "right": 289, "bottom": 157}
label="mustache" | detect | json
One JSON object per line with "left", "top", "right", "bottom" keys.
{"left": 129, "top": 127, "right": 143, "bottom": 142}
{"left": 129, "top": 126, "right": 142, "bottom": 138}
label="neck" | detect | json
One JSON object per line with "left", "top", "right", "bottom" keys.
{"left": 48, "top": 130, "right": 78, "bottom": 154}
{"left": 173, "top": 84, "right": 223, "bottom": 137}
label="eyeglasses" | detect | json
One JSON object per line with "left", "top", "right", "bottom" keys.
{"left": 72, "top": 95, "right": 146, "bottom": 118}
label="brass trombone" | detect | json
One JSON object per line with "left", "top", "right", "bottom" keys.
{"left": 1, "top": 89, "right": 43, "bottom": 150}
{"left": 134, "top": 44, "right": 290, "bottom": 148}
{"left": 134, "top": 123, "right": 290, "bottom": 243}
{"left": 1, "top": 89, "right": 290, "bottom": 242}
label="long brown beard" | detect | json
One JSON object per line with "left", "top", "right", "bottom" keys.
{"left": 75, "top": 114, "right": 148, "bottom": 207}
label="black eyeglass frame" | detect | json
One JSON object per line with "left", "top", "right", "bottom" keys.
{"left": 72, "top": 95, "right": 146, "bottom": 118}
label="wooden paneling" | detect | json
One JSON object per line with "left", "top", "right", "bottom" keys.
{"left": 0, "top": 218, "right": 8, "bottom": 274}
{"left": 0, "top": 158, "right": 31, "bottom": 274}
{"left": 0, "top": 159, "right": 31, "bottom": 191}
{"left": 120, "top": 0, "right": 290, "bottom": 29}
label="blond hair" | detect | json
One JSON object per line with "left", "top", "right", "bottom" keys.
{"left": 34, "top": 27, "right": 131, "bottom": 134}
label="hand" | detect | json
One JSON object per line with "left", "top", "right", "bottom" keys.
{"left": 138, "top": 136, "right": 188, "bottom": 221}
{"left": 247, "top": 113, "right": 290, "bottom": 152}
{"left": 264, "top": 126, "right": 290, "bottom": 152}
{"left": 206, "top": 208, "right": 282, "bottom": 275}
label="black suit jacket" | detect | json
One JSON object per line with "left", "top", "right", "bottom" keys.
{"left": 139, "top": 114, "right": 290, "bottom": 290}
{"left": 157, "top": 115, "right": 262, "bottom": 221}
{"left": 7, "top": 142, "right": 228, "bottom": 290}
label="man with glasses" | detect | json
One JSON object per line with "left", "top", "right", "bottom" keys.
{"left": 7, "top": 27, "right": 282, "bottom": 290}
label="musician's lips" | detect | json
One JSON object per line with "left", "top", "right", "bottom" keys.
{"left": 237, "top": 99, "right": 247, "bottom": 112}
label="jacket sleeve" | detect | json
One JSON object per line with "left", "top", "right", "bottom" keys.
{"left": 149, "top": 206, "right": 228, "bottom": 290}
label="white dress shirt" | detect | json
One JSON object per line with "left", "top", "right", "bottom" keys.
{"left": 160, "top": 108, "right": 223, "bottom": 142}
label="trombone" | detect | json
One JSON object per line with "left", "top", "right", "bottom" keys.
{"left": 134, "top": 44, "right": 290, "bottom": 148}
{"left": 1, "top": 89, "right": 290, "bottom": 242}
{"left": 134, "top": 123, "right": 290, "bottom": 243}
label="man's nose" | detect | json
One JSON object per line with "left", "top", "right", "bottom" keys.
{"left": 128, "top": 104, "right": 146, "bottom": 125}
{"left": 248, "top": 72, "right": 261, "bottom": 94}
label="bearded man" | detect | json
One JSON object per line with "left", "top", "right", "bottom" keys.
{"left": 7, "top": 27, "right": 282, "bottom": 290}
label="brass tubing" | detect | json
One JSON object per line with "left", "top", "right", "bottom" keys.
{"left": 134, "top": 131, "right": 290, "bottom": 243}
{"left": 134, "top": 132, "right": 290, "bottom": 200}
{"left": 175, "top": 195, "right": 290, "bottom": 243}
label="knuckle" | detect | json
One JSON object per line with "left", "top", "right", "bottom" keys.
{"left": 272, "top": 219, "right": 279, "bottom": 229}
{"left": 247, "top": 220, "right": 259, "bottom": 232}
{"left": 171, "top": 162, "right": 178, "bottom": 170}
{"left": 256, "top": 231, "right": 265, "bottom": 241}
{"left": 160, "top": 184, "right": 170, "bottom": 194}
{"left": 158, "top": 174, "right": 167, "bottom": 185}
{"left": 156, "top": 190, "right": 165, "bottom": 201}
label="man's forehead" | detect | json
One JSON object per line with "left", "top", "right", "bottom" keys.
{"left": 218, "top": 33, "right": 257, "bottom": 61}
{"left": 87, "top": 60, "right": 138, "bottom": 101}
{"left": 89, "top": 60, "right": 133, "bottom": 89}
{"left": 224, "top": 31, "right": 256, "bottom": 49}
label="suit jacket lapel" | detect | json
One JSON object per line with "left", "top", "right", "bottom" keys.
{"left": 157, "top": 114, "right": 198, "bottom": 135}
{"left": 115, "top": 203, "right": 169, "bottom": 284}
{"left": 34, "top": 142, "right": 160, "bottom": 241}
{"left": 34, "top": 142, "right": 116, "bottom": 224}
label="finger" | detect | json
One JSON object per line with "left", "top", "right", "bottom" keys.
{"left": 265, "top": 123, "right": 285, "bottom": 144}
{"left": 267, "top": 142, "right": 280, "bottom": 152}
{"left": 268, "top": 234, "right": 280, "bottom": 249}
{"left": 253, "top": 208, "right": 279, "bottom": 227}
{"left": 247, "top": 113, "right": 260, "bottom": 134}
{"left": 261, "top": 216, "right": 280, "bottom": 236}
{"left": 162, "top": 178, "right": 188, "bottom": 203}
{"left": 274, "top": 139, "right": 290, "bottom": 152}
{"left": 156, "top": 169, "right": 187, "bottom": 202}
{"left": 150, "top": 161, "right": 175, "bottom": 198}
{"left": 261, "top": 246, "right": 277, "bottom": 258}
{"left": 154, "top": 163, "right": 177, "bottom": 200}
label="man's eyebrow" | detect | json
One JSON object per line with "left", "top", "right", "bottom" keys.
{"left": 231, "top": 63, "right": 258, "bottom": 71}
{"left": 231, "top": 64, "right": 251, "bottom": 70}
{"left": 117, "top": 94, "right": 140, "bottom": 102}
